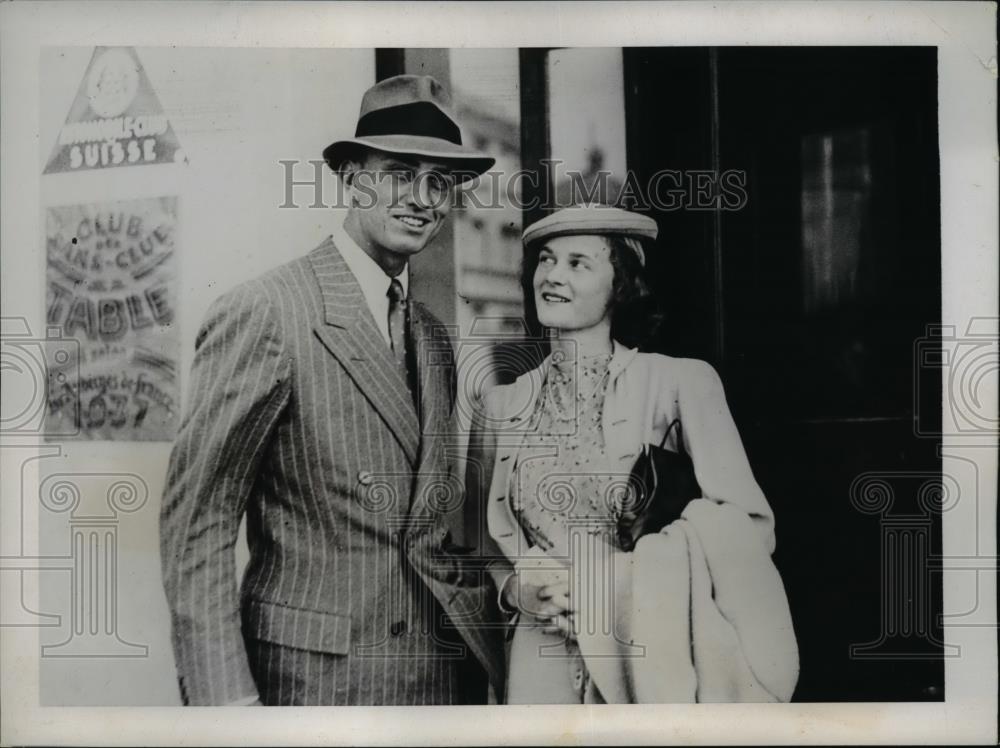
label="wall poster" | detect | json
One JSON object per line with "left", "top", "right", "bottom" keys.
{"left": 44, "top": 196, "right": 179, "bottom": 441}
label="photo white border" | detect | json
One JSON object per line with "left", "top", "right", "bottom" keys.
{"left": 1, "top": 1, "right": 996, "bottom": 744}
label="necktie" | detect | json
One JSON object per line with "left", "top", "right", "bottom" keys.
{"left": 387, "top": 276, "right": 408, "bottom": 371}
{"left": 387, "top": 277, "right": 419, "bottom": 409}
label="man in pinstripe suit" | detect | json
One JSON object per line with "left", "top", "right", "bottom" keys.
{"left": 160, "top": 75, "right": 505, "bottom": 705}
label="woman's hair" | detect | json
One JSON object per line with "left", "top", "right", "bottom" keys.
{"left": 522, "top": 233, "right": 663, "bottom": 349}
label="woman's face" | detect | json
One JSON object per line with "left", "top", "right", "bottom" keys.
{"left": 532, "top": 234, "right": 615, "bottom": 334}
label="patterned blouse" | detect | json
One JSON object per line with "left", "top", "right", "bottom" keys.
{"left": 509, "top": 350, "right": 625, "bottom": 703}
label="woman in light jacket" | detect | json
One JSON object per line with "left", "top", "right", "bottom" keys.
{"left": 467, "top": 204, "right": 797, "bottom": 704}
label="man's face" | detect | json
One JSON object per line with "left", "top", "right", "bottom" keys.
{"left": 345, "top": 151, "right": 455, "bottom": 265}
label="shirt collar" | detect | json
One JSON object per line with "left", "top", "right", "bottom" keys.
{"left": 608, "top": 338, "right": 639, "bottom": 377}
{"left": 332, "top": 219, "right": 409, "bottom": 300}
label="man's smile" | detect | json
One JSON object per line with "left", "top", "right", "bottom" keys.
{"left": 395, "top": 214, "right": 431, "bottom": 229}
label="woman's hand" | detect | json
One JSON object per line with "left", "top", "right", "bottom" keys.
{"left": 502, "top": 574, "right": 573, "bottom": 625}
{"left": 537, "top": 580, "right": 574, "bottom": 637}
{"left": 501, "top": 553, "right": 575, "bottom": 637}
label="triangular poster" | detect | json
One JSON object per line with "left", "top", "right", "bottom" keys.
{"left": 44, "top": 46, "right": 185, "bottom": 174}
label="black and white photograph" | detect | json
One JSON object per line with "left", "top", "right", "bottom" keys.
{"left": 1, "top": 1, "right": 996, "bottom": 745}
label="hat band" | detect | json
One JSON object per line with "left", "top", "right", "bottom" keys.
{"left": 355, "top": 101, "right": 462, "bottom": 146}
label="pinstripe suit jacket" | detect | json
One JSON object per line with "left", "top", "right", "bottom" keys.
{"left": 160, "top": 237, "right": 505, "bottom": 705}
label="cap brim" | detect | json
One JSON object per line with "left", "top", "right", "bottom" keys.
{"left": 324, "top": 136, "right": 495, "bottom": 181}
{"left": 522, "top": 219, "right": 658, "bottom": 247}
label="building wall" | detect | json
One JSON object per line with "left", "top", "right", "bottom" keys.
{"left": 33, "top": 46, "right": 374, "bottom": 705}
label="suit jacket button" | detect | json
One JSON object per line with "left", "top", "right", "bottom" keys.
{"left": 390, "top": 620, "right": 407, "bottom": 636}
{"left": 357, "top": 470, "right": 374, "bottom": 485}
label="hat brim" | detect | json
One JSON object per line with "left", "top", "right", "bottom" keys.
{"left": 323, "top": 136, "right": 495, "bottom": 182}
{"left": 522, "top": 219, "right": 658, "bottom": 247}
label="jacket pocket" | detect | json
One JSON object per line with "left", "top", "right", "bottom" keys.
{"left": 242, "top": 598, "right": 351, "bottom": 655}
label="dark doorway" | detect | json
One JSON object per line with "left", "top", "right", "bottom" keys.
{"left": 623, "top": 47, "right": 943, "bottom": 701}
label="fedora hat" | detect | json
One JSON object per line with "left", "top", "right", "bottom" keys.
{"left": 323, "top": 75, "right": 495, "bottom": 182}
{"left": 522, "top": 204, "right": 659, "bottom": 265}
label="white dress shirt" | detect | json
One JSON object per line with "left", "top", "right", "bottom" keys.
{"left": 332, "top": 220, "right": 409, "bottom": 348}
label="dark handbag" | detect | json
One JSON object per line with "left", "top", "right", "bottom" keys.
{"left": 616, "top": 419, "right": 702, "bottom": 551}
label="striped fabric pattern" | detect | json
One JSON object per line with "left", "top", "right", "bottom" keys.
{"left": 160, "top": 237, "right": 505, "bottom": 705}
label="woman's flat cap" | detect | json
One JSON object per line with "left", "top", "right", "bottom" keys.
{"left": 521, "top": 204, "right": 659, "bottom": 252}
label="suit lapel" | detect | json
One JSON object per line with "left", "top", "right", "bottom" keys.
{"left": 404, "top": 301, "right": 455, "bottom": 526}
{"left": 484, "top": 360, "right": 549, "bottom": 550}
{"left": 308, "top": 237, "right": 420, "bottom": 465}
{"left": 408, "top": 301, "right": 448, "bottom": 438}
